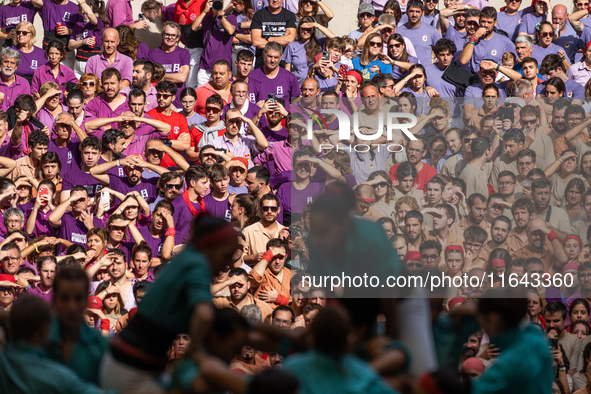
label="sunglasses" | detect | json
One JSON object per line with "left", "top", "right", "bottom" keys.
{"left": 521, "top": 119, "right": 537, "bottom": 125}
{"left": 81, "top": 81, "right": 95, "bottom": 87}
{"left": 463, "top": 137, "right": 477, "bottom": 143}
{"left": 388, "top": 43, "right": 402, "bottom": 49}
{"left": 157, "top": 93, "right": 173, "bottom": 99}
{"left": 227, "top": 118, "right": 243, "bottom": 126}
{"left": 110, "top": 225, "right": 127, "bottom": 232}
{"left": 164, "top": 183, "right": 182, "bottom": 190}
{"left": 262, "top": 206, "right": 279, "bottom": 212}
{"left": 16, "top": 30, "right": 30, "bottom": 36}
{"left": 372, "top": 182, "right": 388, "bottom": 189}
{"left": 358, "top": 13, "right": 373, "bottom": 18}
{"left": 369, "top": 41, "right": 382, "bottom": 47}
{"left": 206, "top": 107, "right": 221, "bottom": 114}
{"left": 577, "top": 2, "right": 589, "bottom": 5}
{"left": 539, "top": 32, "right": 553, "bottom": 37}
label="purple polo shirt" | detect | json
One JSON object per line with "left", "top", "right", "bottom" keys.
{"left": 468, "top": 33, "right": 516, "bottom": 73}
{"left": 56, "top": 212, "right": 103, "bottom": 246}
{"left": 200, "top": 13, "right": 238, "bottom": 72}
{"left": 24, "top": 206, "right": 55, "bottom": 238}
{"left": 14, "top": 46, "right": 48, "bottom": 81}
{"left": 40, "top": 0, "right": 79, "bottom": 31}
{"left": 85, "top": 51, "right": 133, "bottom": 83}
{"left": 260, "top": 126, "right": 288, "bottom": 143}
{"left": 172, "top": 195, "right": 202, "bottom": 244}
{"left": 62, "top": 167, "right": 103, "bottom": 197}
{"left": 84, "top": 93, "right": 131, "bottom": 123}
{"left": 254, "top": 140, "right": 292, "bottom": 174}
{"left": 0, "top": 2, "right": 37, "bottom": 32}
{"left": 536, "top": 78, "right": 585, "bottom": 101}
{"left": 464, "top": 82, "right": 509, "bottom": 109}
{"left": 121, "top": 85, "right": 158, "bottom": 112}
{"left": 566, "top": 61, "right": 591, "bottom": 86}
{"left": 211, "top": 134, "right": 261, "bottom": 166}
{"left": 137, "top": 42, "right": 150, "bottom": 60}
{"left": 37, "top": 104, "right": 68, "bottom": 136}
{"left": 531, "top": 43, "right": 560, "bottom": 67}
{"left": 147, "top": 46, "right": 190, "bottom": 106}
{"left": 106, "top": 0, "right": 133, "bottom": 28}
{"left": 396, "top": 22, "right": 441, "bottom": 66}
{"left": 248, "top": 67, "right": 301, "bottom": 112}
{"left": 0, "top": 133, "right": 24, "bottom": 160}
{"left": 31, "top": 63, "right": 77, "bottom": 96}
{"left": 48, "top": 139, "right": 81, "bottom": 172}
{"left": 70, "top": 18, "right": 104, "bottom": 62}
{"left": 277, "top": 177, "right": 325, "bottom": 217}
{"left": 283, "top": 39, "right": 323, "bottom": 85}
{"left": 203, "top": 194, "right": 231, "bottom": 222}
{"left": 0, "top": 75, "right": 30, "bottom": 112}
{"left": 138, "top": 225, "right": 165, "bottom": 258}
{"left": 109, "top": 176, "right": 159, "bottom": 204}
{"left": 222, "top": 100, "right": 266, "bottom": 136}
{"left": 25, "top": 285, "right": 53, "bottom": 304}
{"left": 518, "top": 13, "right": 543, "bottom": 36}
{"left": 122, "top": 128, "right": 166, "bottom": 156}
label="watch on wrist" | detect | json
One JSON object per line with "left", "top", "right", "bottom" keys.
{"left": 559, "top": 366, "right": 566, "bottom": 371}
{"left": 164, "top": 138, "right": 172, "bottom": 147}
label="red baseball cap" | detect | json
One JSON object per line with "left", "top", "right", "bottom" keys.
{"left": 0, "top": 273, "right": 16, "bottom": 283}
{"left": 87, "top": 296, "right": 103, "bottom": 310}
{"left": 226, "top": 157, "right": 248, "bottom": 171}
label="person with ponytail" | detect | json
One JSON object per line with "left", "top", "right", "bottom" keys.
{"left": 68, "top": 0, "right": 107, "bottom": 78}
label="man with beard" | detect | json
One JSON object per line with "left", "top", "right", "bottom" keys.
{"left": 544, "top": 301, "right": 581, "bottom": 376}
{"left": 419, "top": 240, "right": 442, "bottom": 272}
{"left": 389, "top": 137, "right": 438, "bottom": 193}
{"left": 230, "top": 345, "right": 270, "bottom": 374}
{"left": 84, "top": 68, "right": 131, "bottom": 123}
{"left": 0, "top": 48, "right": 30, "bottom": 111}
{"left": 466, "top": 267, "right": 489, "bottom": 298}
{"left": 226, "top": 158, "right": 248, "bottom": 194}
{"left": 198, "top": 145, "right": 224, "bottom": 170}
{"left": 249, "top": 238, "right": 292, "bottom": 308}
{"left": 223, "top": 80, "right": 263, "bottom": 137}
{"left": 90, "top": 153, "right": 168, "bottom": 205}
{"left": 99, "top": 129, "right": 125, "bottom": 175}
{"left": 243, "top": 195, "right": 287, "bottom": 265}
{"left": 23, "top": 255, "right": 56, "bottom": 304}
{"left": 507, "top": 198, "right": 534, "bottom": 256}
{"left": 425, "top": 204, "right": 464, "bottom": 269}
{"left": 138, "top": 200, "right": 175, "bottom": 262}
{"left": 535, "top": 99, "right": 570, "bottom": 158}
{"left": 49, "top": 185, "right": 103, "bottom": 247}
{"left": 479, "top": 216, "right": 511, "bottom": 263}
{"left": 512, "top": 218, "right": 568, "bottom": 273}
{"left": 403, "top": 210, "right": 427, "bottom": 252}
{"left": 257, "top": 98, "right": 288, "bottom": 144}
{"left": 556, "top": 105, "right": 588, "bottom": 159}
{"left": 441, "top": 126, "right": 478, "bottom": 178}
{"left": 445, "top": 128, "right": 462, "bottom": 157}
{"left": 195, "top": 60, "right": 233, "bottom": 116}
{"left": 121, "top": 60, "right": 157, "bottom": 112}
{"left": 460, "top": 333, "right": 483, "bottom": 365}
{"left": 440, "top": 4, "right": 471, "bottom": 54}
{"left": 490, "top": 130, "right": 524, "bottom": 189}
{"left": 86, "top": 249, "right": 137, "bottom": 311}
{"left": 459, "top": 7, "right": 516, "bottom": 73}
{"left": 246, "top": 166, "right": 273, "bottom": 202}
{"left": 397, "top": 0, "right": 441, "bottom": 65}
{"left": 144, "top": 139, "right": 190, "bottom": 179}
{"left": 531, "top": 178, "right": 571, "bottom": 238}
{"left": 450, "top": 193, "right": 489, "bottom": 238}
{"left": 212, "top": 268, "right": 274, "bottom": 322}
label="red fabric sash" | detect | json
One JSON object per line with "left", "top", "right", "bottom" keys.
{"left": 182, "top": 189, "right": 205, "bottom": 217}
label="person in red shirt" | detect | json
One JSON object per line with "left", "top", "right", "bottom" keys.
{"left": 390, "top": 137, "right": 438, "bottom": 193}
{"left": 147, "top": 81, "right": 190, "bottom": 168}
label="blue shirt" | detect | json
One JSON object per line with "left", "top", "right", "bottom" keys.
{"left": 352, "top": 57, "right": 392, "bottom": 82}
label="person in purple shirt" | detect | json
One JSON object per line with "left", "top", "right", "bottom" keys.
{"left": 84, "top": 67, "right": 131, "bottom": 124}
{"left": 538, "top": 54, "right": 585, "bottom": 104}
{"left": 551, "top": 5, "right": 582, "bottom": 64}
{"left": 142, "top": 0, "right": 176, "bottom": 28}
{"left": 137, "top": 200, "right": 174, "bottom": 262}
{"left": 172, "top": 165, "right": 208, "bottom": 245}
{"left": 0, "top": 48, "right": 31, "bottom": 112}
{"left": 192, "top": 0, "right": 237, "bottom": 87}
{"left": 68, "top": 0, "right": 106, "bottom": 79}
{"left": 518, "top": 0, "right": 547, "bottom": 36}
{"left": 424, "top": 39, "right": 462, "bottom": 121}
{"left": 30, "top": 39, "right": 77, "bottom": 97}
{"left": 13, "top": 21, "right": 48, "bottom": 85}
{"left": 459, "top": 6, "right": 516, "bottom": 73}
{"left": 121, "top": 60, "right": 158, "bottom": 112}
{"left": 147, "top": 22, "right": 190, "bottom": 108}
{"left": 249, "top": 41, "right": 301, "bottom": 112}
{"left": 60, "top": 136, "right": 103, "bottom": 201}
{"left": 86, "top": 28, "right": 133, "bottom": 88}
{"left": 0, "top": 0, "right": 37, "bottom": 44}
{"left": 0, "top": 109, "right": 24, "bottom": 160}
{"left": 48, "top": 184, "right": 103, "bottom": 246}
{"left": 464, "top": 59, "right": 519, "bottom": 117}
{"left": 396, "top": 0, "right": 441, "bottom": 66}
{"left": 24, "top": 179, "right": 56, "bottom": 238}
{"left": 226, "top": 157, "right": 249, "bottom": 195}
{"left": 31, "top": 0, "right": 80, "bottom": 48}
{"left": 530, "top": 21, "right": 561, "bottom": 66}
{"left": 90, "top": 153, "right": 168, "bottom": 205}
{"left": 496, "top": 0, "right": 524, "bottom": 41}
{"left": 106, "top": 0, "right": 145, "bottom": 30}
{"left": 23, "top": 254, "right": 55, "bottom": 304}
{"left": 203, "top": 164, "right": 232, "bottom": 222}
{"left": 47, "top": 112, "right": 89, "bottom": 172}
{"left": 258, "top": 99, "right": 289, "bottom": 143}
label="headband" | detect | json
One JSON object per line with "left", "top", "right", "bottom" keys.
{"left": 356, "top": 195, "right": 376, "bottom": 204}
{"left": 462, "top": 357, "right": 485, "bottom": 373}
{"left": 585, "top": 40, "right": 591, "bottom": 54}
{"left": 448, "top": 296, "right": 465, "bottom": 310}
{"left": 491, "top": 258, "right": 506, "bottom": 268}
{"left": 445, "top": 245, "right": 464, "bottom": 255}
{"left": 404, "top": 251, "right": 421, "bottom": 262}
{"left": 564, "top": 235, "right": 583, "bottom": 249}
{"left": 346, "top": 70, "right": 362, "bottom": 85}
{"left": 562, "top": 262, "right": 580, "bottom": 274}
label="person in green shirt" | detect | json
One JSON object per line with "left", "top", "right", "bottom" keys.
{"left": 0, "top": 295, "right": 102, "bottom": 394}
{"left": 473, "top": 287, "right": 553, "bottom": 394}
{"left": 46, "top": 267, "right": 109, "bottom": 386}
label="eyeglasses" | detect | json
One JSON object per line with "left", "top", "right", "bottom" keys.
{"left": 227, "top": 118, "right": 243, "bottom": 126}
{"left": 372, "top": 182, "right": 388, "bottom": 189}
{"left": 463, "top": 137, "right": 477, "bottom": 144}
{"left": 518, "top": 161, "right": 533, "bottom": 167}
{"left": 421, "top": 254, "right": 439, "bottom": 261}
{"left": 157, "top": 93, "right": 173, "bottom": 99}
{"left": 81, "top": 81, "right": 95, "bottom": 87}
{"left": 110, "top": 225, "right": 127, "bottom": 231}
{"left": 221, "top": 265, "right": 231, "bottom": 273}
{"left": 369, "top": 41, "right": 383, "bottom": 47}
{"left": 506, "top": 104, "right": 521, "bottom": 109}
{"left": 384, "top": 84, "right": 395, "bottom": 89}
{"left": 16, "top": 31, "right": 30, "bottom": 36}
{"left": 261, "top": 206, "right": 279, "bottom": 212}
{"left": 388, "top": 43, "right": 402, "bottom": 49}
{"left": 520, "top": 119, "right": 537, "bottom": 126}
{"left": 164, "top": 183, "right": 182, "bottom": 190}
{"left": 0, "top": 287, "right": 13, "bottom": 292}
{"left": 300, "top": 27, "right": 313, "bottom": 32}
{"left": 498, "top": 181, "right": 515, "bottom": 187}
{"left": 206, "top": 107, "right": 221, "bottom": 114}
{"left": 407, "top": 147, "right": 424, "bottom": 153}
{"left": 465, "top": 243, "right": 483, "bottom": 249}
{"left": 539, "top": 32, "right": 553, "bottom": 38}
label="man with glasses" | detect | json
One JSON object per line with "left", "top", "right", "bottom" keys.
{"left": 195, "top": 60, "right": 233, "bottom": 117}
{"left": 147, "top": 81, "right": 190, "bottom": 167}
{"left": 153, "top": 172, "right": 184, "bottom": 210}
{"left": 460, "top": 7, "right": 516, "bottom": 73}
{"left": 243, "top": 194, "right": 287, "bottom": 266}
{"left": 490, "top": 130, "right": 524, "bottom": 189}
{"left": 148, "top": 21, "right": 189, "bottom": 107}
{"left": 86, "top": 29, "right": 133, "bottom": 89}
{"left": 397, "top": 0, "right": 441, "bottom": 65}
{"left": 212, "top": 268, "right": 274, "bottom": 323}
{"left": 48, "top": 112, "right": 89, "bottom": 173}
{"left": 419, "top": 239, "right": 442, "bottom": 271}
{"left": 191, "top": 95, "right": 228, "bottom": 156}
{"left": 0, "top": 48, "right": 30, "bottom": 112}
{"left": 497, "top": 171, "right": 518, "bottom": 205}
{"left": 121, "top": 60, "right": 157, "bottom": 112}
{"left": 271, "top": 306, "right": 295, "bottom": 329}
{"left": 389, "top": 137, "right": 437, "bottom": 193}
{"left": 0, "top": 242, "right": 23, "bottom": 276}
{"left": 461, "top": 226, "right": 488, "bottom": 273}
{"left": 497, "top": 0, "right": 524, "bottom": 41}
{"left": 518, "top": 104, "right": 554, "bottom": 171}
{"left": 513, "top": 218, "right": 568, "bottom": 273}
{"left": 223, "top": 80, "right": 264, "bottom": 137}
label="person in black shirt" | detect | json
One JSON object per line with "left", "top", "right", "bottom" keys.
{"left": 251, "top": 0, "right": 296, "bottom": 68}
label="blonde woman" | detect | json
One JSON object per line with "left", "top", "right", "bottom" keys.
{"left": 12, "top": 21, "right": 47, "bottom": 84}
{"left": 77, "top": 73, "right": 102, "bottom": 104}
{"left": 394, "top": 195, "right": 420, "bottom": 234}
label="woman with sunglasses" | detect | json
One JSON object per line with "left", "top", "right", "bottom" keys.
{"left": 348, "top": 5, "right": 376, "bottom": 41}
{"left": 68, "top": 0, "right": 107, "bottom": 78}
{"left": 382, "top": 34, "right": 416, "bottom": 81}
{"left": 12, "top": 22, "right": 47, "bottom": 85}
{"left": 295, "top": 0, "right": 333, "bottom": 38}
{"left": 531, "top": 21, "right": 560, "bottom": 66}
{"left": 30, "top": 39, "right": 77, "bottom": 99}
{"left": 0, "top": 0, "right": 37, "bottom": 46}
{"left": 393, "top": 64, "right": 433, "bottom": 116}
{"left": 366, "top": 170, "right": 397, "bottom": 220}
{"left": 34, "top": 81, "right": 67, "bottom": 133}
{"left": 352, "top": 33, "right": 391, "bottom": 82}
{"left": 77, "top": 72, "right": 102, "bottom": 104}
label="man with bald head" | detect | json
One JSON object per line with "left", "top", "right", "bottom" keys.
{"left": 353, "top": 184, "right": 382, "bottom": 221}
{"left": 85, "top": 28, "right": 133, "bottom": 89}
{"left": 551, "top": 4, "right": 581, "bottom": 63}
{"left": 512, "top": 218, "right": 568, "bottom": 273}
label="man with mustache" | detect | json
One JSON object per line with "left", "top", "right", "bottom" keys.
{"left": 84, "top": 68, "right": 130, "bottom": 124}
{"left": 0, "top": 47, "right": 30, "bottom": 112}
{"left": 248, "top": 237, "right": 292, "bottom": 308}
{"left": 545, "top": 301, "right": 580, "bottom": 376}
{"left": 512, "top": 218, "right": 568, "bottom": 274}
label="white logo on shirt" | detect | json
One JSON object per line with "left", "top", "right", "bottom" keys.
{"left": 249, "top": 93, "right": 256, "bottom": 102}
{"left": 173, "top": 64, "right": 180, "bottom": 72}
{"left": 276, "top": 86, "right": 283, "bottom": 95}
{"left": 491, "top": 49, "right": 497, "bottom": 56}
{"left": 31, "top": 60, "right": 37, "bottom": 69}
{"left": 422, "top": 35, "right": 428, "bottom": 41}
{"left": 71, "top": 233, "right": 87, "bottom": 243}
{"left": 118, "top": 167, "right": 124, "bottom": 177}
{"left": 173, "top": 126, "right": 180, "bottom": 135}
{"left": 63, "top": 12, "right": 71, "bottom": 21}
{"left": 21, "top": 15, "right": 27, "bottom": 21}
{"left": 141, "top": 189, "right": 149, "bottom": 200}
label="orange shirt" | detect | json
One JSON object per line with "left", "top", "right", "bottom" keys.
{"left": 212, "top": 293, "right": 274, "bottom": 323}
{"left": 512, "top": 244, "right": 558, "bottom": 272}
{"left": 249, "top": 266, "right": 293, "bottom": 309}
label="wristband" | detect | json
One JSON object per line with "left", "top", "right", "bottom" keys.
{"left": 547, "top": 230, "right": 558, "bottom": 241}
{"left": 117, "top": 159, "right": 120, "bottom": 167}
{"left": 24, "top": 284, "right": 31, "bottom": 291}
{"left": 165, "top": 227, "right": 176, "bottom": 237}
{"left": 33, "top": 243, "right": 39, "bottom": 253}
{"left": 261, "top": 250, "right": 274, "bottom": 263}
{"left": 496, "top": 64, "right": 500, "bottom": 71}
{"left": 276, "top": 294, "right": 290, "bottom": 305}
{"left": 100, "top": 319, "right": 110, "bottom": 331}
{"left": 494, "top": 134, "right": 503, "bottom": 140}
{"left": 587, "top": 5, "right": 591, "bottom": 14}
{"left": 468, "top": 41, "right": 476, "bottom": 46}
